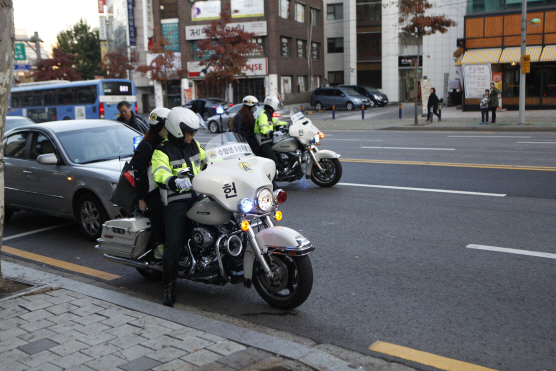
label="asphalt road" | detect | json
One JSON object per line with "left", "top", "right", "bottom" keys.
{"left": 4, "top": 131, "right": 556, "bottom": 371}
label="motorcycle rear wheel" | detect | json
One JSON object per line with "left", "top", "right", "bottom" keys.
{"left": 311, "top": 158, "right": 342, "bottom": 187}
{"left": 253, "top": 255, "right": 313, "bottom": 310}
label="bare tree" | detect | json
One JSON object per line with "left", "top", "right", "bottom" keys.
{"left": 397, "top": 0, "right": 457, "bottom": 125}
{"left": 0, "top": 0, "right": 15, "bottom": 289}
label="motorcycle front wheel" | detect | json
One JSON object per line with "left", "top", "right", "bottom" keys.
{"left": 311, "top": 158, "right": 342, "bottom": 187}
{"left": 253, "top": 255, "right": 313, "bottom": 310}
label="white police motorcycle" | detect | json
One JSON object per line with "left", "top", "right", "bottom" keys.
{"left": 97, "top": 133, "right": 314, "bottom": 310}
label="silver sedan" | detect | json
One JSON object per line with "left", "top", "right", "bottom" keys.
{"left": 4, "top": 120, "right": 140, "bottom": 241}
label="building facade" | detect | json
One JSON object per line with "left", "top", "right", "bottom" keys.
{"left": 460, "top": 0, "right": 556, "bottom": 110}
{"left": 150, "top": 0, "right": 324, "bottom": 107}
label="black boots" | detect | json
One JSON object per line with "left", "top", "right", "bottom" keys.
{"left": 162, "top": 259, "right": 179, "bottom": 307}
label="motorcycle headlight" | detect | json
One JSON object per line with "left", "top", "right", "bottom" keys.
{"left": 256, "top": 188, "right": 273, "bottom": 212}
{"left": 238, "top": 198, "right": 253, "bottom": 213}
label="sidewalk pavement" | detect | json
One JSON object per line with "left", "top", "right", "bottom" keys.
{"left": 0, "top": 261, "right": 414, "bottom": 371}
{"left": 305, "top": 106, "right": 556, "bottom": 131}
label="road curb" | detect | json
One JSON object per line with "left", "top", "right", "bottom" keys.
{"left": 2, "top": 261, "right": 362, "bottom": 371}
{"left": 379, "top": 125, "right": 556, "bottom": 132}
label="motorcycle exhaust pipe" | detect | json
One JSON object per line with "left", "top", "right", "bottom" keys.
{"left": 225, "top": 235, "right": 243, "bottom": 257}
{"left": 102, "top": 254, "right": 162, "bottom": 272}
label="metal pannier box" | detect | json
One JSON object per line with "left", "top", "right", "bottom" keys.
{"left": 96, "top": 216, "right": 152, "bottom": 259}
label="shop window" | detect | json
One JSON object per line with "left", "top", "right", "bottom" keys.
{"left": 327, "top": 38, "right": 344, "bottom": 53}
{"left": 544, "top": 65, "right": 556, "bottom": 97}
{"left": 327, "top": 3, "right": 343, "bottom": 20}
{"left": 311, "top": 8, "right": 319, "bottom": 26}
{"left": 296, "top": 3, "right": 305, "bottom": 23}
{"left": 297, "top": 39, "right": 307, "bottom": 59}
{"left": 328, "top": 71, "right": 344, "bottom": 86}
{"left": 281, "top": 37, "right": 291, "bottom": 57}
{"left": 280, "top": 0, "right": 290, "bottom": 19}
{"left": 312, "top": 42, "right": 321, "bottom": 60}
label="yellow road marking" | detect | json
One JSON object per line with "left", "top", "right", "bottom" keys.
{"left": 369, "top": 341, "right": 499, "bottom": 371}
{"left": 341, "top": 158, "right": 556, "bottom": 171}
{"left": 2, "top": 245, "right": 121, "bottom": 281}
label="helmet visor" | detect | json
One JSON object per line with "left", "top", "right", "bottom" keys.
{"left": 180, "top": 122, "right": 198, "bottom": 135}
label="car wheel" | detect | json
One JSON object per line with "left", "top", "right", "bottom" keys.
{"left": 75, "top": 193, "right": 108, "bottom": 241}
{"left": 315, "top": 102, "right": 323, "bottom": 111}
{"left": 63, "top": 117, "right": 72, "bottom": 120}
{"left": 346, "top": 102, "right": 354, "bottom": 111}
{"left": 208, "top": 120, "right": 219, "bottom": 133}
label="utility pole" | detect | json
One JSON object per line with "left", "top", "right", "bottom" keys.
{"left": 519, "top": 0, "right": 527, "bottom": 124}
{"left": 16, "top": 32, "right": 43, "bottom": 61}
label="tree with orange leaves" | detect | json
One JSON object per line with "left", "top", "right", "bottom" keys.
{"left": 397, "top": 0, "right": 456, "bottom": 125}
{"left": 99, "top": 48, "right": 136, "bottom": 79}
{"left": 136, "top": 32, "right": 187, "bottom": 107}
{"left": 32, "top": 48, "right": 81, "bottom": 82}
{"left": 195, "top": 3, "right": 262, "bottom": 100}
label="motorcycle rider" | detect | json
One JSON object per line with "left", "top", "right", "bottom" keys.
{"left": 254, "top": 95, "right": 287, "bottom": 166}
{"left": 129, "top": 108, "right": 170, "bottom": 260}
{"left": 151, "top": 107, "right": 206, "bottom": 307}
{"left": 233, "top": 95, "right": 259, "bottom": 155}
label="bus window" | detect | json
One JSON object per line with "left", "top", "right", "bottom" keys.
{"left": 44, "top": 89, "right": 57, "bottom": 105}
{"left": 27, "top": 108, "right": 57, "bottom": 123}
{"left": 76, "top": 86, "right": 97, "bottom": 104}
{"left": 58, "top": 88, "right": 74, "bottom": 105}
{"left": 103, "top": 81, "right": 132, "bottom": 96}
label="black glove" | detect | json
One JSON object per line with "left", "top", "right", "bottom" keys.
{"left": 267, "top": 130, "right": 274, "bottom": 139}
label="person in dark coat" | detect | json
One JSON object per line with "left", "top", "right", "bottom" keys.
{"left": 489, "top": 82, "right": 499, "bottom": 124}
{"left": 426, "top": 88, "right": 441, "bottom": 121}
{"left": 233, "top": 95, "right": 260, "bottom": 155}
{"left": 117, "top": 101, "right": 149, "bottom": 134}
{"left": 129, "top": 108, "right": 169, "bottom": 259}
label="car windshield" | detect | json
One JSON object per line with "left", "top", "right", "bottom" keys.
{"left": 6, "top": 117, "right": 34, "bottom": 132}
{"left": 204, "top": 132, "right": 253, "bottom": 162}
{"left": 363, "top": 86, "right": 381, "bottom": 93}
{"left": 56, "top": 124, "right": 139, "bottom": 164}
{"left": 341, "top": 88, "right": 360, "bottom": 96}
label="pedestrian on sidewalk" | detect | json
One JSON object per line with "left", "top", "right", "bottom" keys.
{"left": 426, "top": 88, "right": 441, "bottom": 122}
{"left": 489, "top": 82, "right": 499, "bottom": 123}
{"left": 480, "top": 89, "right": 490, "bottom": 124}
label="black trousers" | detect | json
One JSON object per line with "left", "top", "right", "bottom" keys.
{"left": 490, "top": 107, "right": 497, "bottom": 123}
{"left": 163, "top": 200, "right": 191, "bottom": 260}
{"left": 427, "top": 106, "right": 441, "bottom": 120}
{"left": 481, "top": 108, "right": 489, "bottom": 123}
{"left": 145, "top": 189, "right": 165, "bottom": 245}
{"left": 258, "top": 142, "right": 278, "bottom": 165}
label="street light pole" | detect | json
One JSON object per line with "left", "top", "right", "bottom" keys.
{"left": 519, "top": 0, "right": 527, "bottom": 124}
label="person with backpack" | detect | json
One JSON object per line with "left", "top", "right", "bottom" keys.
{"left": 129, "top": 108, "right": 170, "bottom": 259}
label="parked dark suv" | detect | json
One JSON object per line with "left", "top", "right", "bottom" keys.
{"left": 310, "top": 87, "right": 371, "bottom": 111}
{"left": 340, "top": 85, "right": 389, "bottom": 107}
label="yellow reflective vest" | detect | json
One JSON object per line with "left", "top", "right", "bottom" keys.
{"left": 254, "top": 110, "right": 287, "bottom": 145}
{"left": 151, "top": 138, "right": 205, "bottom": 205}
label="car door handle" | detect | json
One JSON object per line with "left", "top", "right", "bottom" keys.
{"left": 23, "top": 170, "right": 32, "bottom": 174}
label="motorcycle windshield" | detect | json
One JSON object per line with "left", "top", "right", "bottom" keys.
{"left": 204, "top": 132, "right": 253, "bottom": 162}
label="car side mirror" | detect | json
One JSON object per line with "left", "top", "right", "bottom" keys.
{"left": 37, "top": 153, "right": 58, "bottom": 165}
{"left": 341, "top": 94, "right": 345, "bottom": 97}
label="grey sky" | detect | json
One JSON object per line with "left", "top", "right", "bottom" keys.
{"left": 14, "top": 0, "right": 100, "bottom": 52}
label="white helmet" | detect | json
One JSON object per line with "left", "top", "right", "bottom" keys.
{"left": 148, "top": 108, "right": 170, "bottom": 126}
{"left": 242, "top": 95, "right": 258, "bottom": 107}
{"left": 166, "top": 107, "right": 200, "bottom": 138}
{"left": 264, "top": 96, "right": 280, "bottom": 111}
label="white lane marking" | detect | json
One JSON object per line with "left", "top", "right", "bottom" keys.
{"left": 326, "top": 139, "right": 383, "bottom": 141}
{"left": 448, "top": 136, "right": 531, "bottom": 138}
{"left": 516, "top": 141, "right": 556, "bottom": 144}
{"left": 466, "top": 244, "right": 556, "bottom": 259}
{"left": 3, "top": 222, "right": 75, "bottom": 241}
{"left": 338, "top": 183, "right": 506, "bottom": 197}
{"left": 361, "top": 147, "right": 455, "bottom": 151}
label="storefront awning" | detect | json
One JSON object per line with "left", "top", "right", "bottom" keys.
{"left": 453, "top": 47, "right": 464, "bottom": 58}
{"left": 461, "top": 48, "right": 502, "bottom": 65}
{"left": 455, "top": 55, "right": 463, "bottom": 66}
{"left": 540, "top": 45, "right": 556, "bottom": 62}
{"left": 499, "top": 46, "right": 542, "bottom": 63}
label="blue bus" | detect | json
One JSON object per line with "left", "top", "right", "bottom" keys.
{"left": 8, "top": 79, "right": 138, "bottom": 122}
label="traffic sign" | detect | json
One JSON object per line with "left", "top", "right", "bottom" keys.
{"left": 14, "top": 64, "right": 31, "bottom": 71}
{"left": 15, "top": 43, "right": 26, "bottom": 61}
{"left": 522, "top": 55, "right": 530, "bottom": 74}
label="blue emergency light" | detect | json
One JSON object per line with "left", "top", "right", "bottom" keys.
{"left": 216, "top": 106, "right": 225, "bottom": 115}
